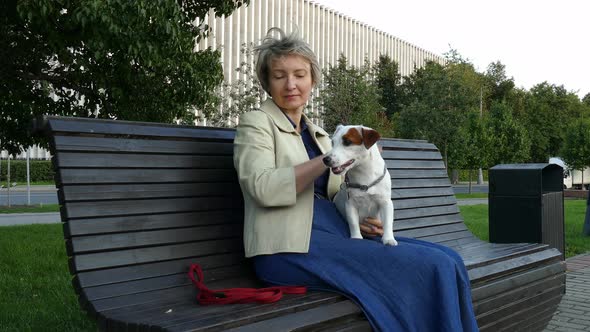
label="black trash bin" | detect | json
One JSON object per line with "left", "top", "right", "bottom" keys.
{"left": 489, "top": 163, "right": 565, "bottom": 259}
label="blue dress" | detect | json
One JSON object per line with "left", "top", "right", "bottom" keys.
{"left": 252, "top": 117, "right": 479, "bottom": 331}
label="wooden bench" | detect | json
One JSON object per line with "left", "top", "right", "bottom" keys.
{"left": 33, "top": 115, "right": 566, "bottom": 331}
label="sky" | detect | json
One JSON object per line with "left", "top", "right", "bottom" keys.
{"left": 314, "top": 0, "right": 590, "bottom": 99}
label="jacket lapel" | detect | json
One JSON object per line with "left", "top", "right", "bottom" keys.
{"left": 260, "top": 99, "right": 297, "bottom": 134}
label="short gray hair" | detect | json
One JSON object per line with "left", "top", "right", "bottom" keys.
{"left": 254, "top": 27, "right": 321, "bottom": 95}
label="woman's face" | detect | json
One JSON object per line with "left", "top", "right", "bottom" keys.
{"left": 268, "top": 54, "right": 314, "bottom": 114}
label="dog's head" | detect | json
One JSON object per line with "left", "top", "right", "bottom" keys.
{"left": 323, "top": 125, "right": 381, "bottom": 175}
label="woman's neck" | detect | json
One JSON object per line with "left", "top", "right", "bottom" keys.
{"left": 282, "top": 108, "right": 304, "bottom": 133}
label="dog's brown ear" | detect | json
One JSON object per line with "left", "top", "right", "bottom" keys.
{"left": 362, "top": 128, "right": 381, "bottom": 149}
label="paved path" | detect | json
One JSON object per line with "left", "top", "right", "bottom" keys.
{"left": 545, "top": 253, "right": 590, "bottom": 331}
{"left": 457, "top": 198, "right": 488, "bottom": 206}
{"left": 0, "top": 212, "right": 61, "bottom": 226}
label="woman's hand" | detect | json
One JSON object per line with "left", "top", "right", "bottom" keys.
{"left": 360, "top": 217, "right": 384, "bottom": 238}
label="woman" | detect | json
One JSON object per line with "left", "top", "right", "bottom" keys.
{"left": 233, "top": 28, "right": 478, "bottom": 332}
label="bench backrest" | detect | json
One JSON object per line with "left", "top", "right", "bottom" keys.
{"left": 35, "top": 116, "right": 472, "bottom": 313}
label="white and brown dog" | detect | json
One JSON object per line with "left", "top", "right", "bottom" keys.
{"left": 323, "top": 125, "right": 398, "bottom": 246}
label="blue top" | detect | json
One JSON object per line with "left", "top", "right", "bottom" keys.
{"left": 283, "top": 113, "right": 329, "bottom": 199}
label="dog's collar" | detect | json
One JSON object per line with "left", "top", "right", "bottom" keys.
{"left": 343, "top": 165, "right": 388, "bottom": 192}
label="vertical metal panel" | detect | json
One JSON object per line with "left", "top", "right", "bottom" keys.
{"left": 542, "top": 192, "right": 565, "bottom": 260}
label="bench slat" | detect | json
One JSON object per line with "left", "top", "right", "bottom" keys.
{"left": 476, "top": 285, "right": 563, "bottom": 329}
{"left": 220, "top": 300, "right": 363, "bottom": 332}
{"left": 53, "top": 135, "right": 234, "bottom": 155}
{"left": 473, "top": 273, "right": 564, "bottom": 315}
{"left": 104, "top": 291, "right": 345, "bottom": 331}
{"left": 418, "top": 230, "right": 476, "bottom": 244}
{"left": 386, "top": 159, "right": 445, "bottom": 169}
{"left": 393, "top": 195, "right": 457, "bottom": 209}
{"left": 58, "top": 168, "right": 237, "bottom": 185}
{"left": 56, "top": 152, "right": 234, "bottom": 168}
{"left": 72, "top": 239, "right": 243, "bottom": 272}
{"left": 43, "top": 115, "right": 236, "bottom": 139}
{"left": 84, "top": 264, "right": 253, "bottom": 301}
{"left": 396, "top": 222, "right": 468, "bottom": 238}
{"left": 389, "top": 169, "right": 448, "bottom": 179}
{"left": 468, "top": 248, "right": 562, "bottom": 284}
{"left": 392, "top": 186, "right": 455, "bottom": 199}
{"left": 65, "top": 210, "right": 242, "bottom": 236}
{"left": 381, "top": 150, "right": 442, "bottom": 160}
{"left": 64, "top": 197, "right": 242, "bottom": 219}
{"left": 393, "top": 214, "right": 463, "bottom": 231}
{"left": 470, "top": 261, "right": 565, "bottom": 302}
{"left": 395, "top": 204, "right": 460, "bottom": 220}
{"left": 391, "top": 178, "right": 451, "bottom": 188}
{"left": 61, "top": 183, "right": 242, "bottom": 202}
{"left": 76, "top": 252, "right": 247, "bottom": 288}
{"left": 68, "top": 225, "right": 243, "bottom": 254}
{"left": 379, "top": 139, "right": 435, "bottom": 150}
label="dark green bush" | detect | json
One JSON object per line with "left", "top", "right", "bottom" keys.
{"left": 0, "top": 160, "right": 54, "bottom": 183}
{"left": 457, "top": 169, "right": 489, "bottom": 182}
{"left": 448, "top": 169, "right": 489, "bottom": 183}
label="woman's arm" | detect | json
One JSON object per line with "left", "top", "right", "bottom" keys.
{"left": 294, "top": 155, "right": 328, "bottom": 194}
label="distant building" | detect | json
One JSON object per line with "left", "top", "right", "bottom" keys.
{"left": 194, "top": 0, "right": 445, "bottom": 118}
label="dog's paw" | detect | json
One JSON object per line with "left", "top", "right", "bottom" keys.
{"left": 350, "top": 233, "right": 364, "bottom": 240}
{"left": 382, "top": 237, "right": 398, "bottom": 246}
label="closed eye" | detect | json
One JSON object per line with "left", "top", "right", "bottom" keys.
{"left": 342, "top": 138, "right": 352, "bottom": 146}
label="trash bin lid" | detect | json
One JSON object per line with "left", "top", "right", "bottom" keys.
{"left": 489, "top": 163, "right": 563, "bottom": 196}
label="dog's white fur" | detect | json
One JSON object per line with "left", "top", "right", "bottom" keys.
{"left": 324, "top": 125, "right": 398, "bottom": 246}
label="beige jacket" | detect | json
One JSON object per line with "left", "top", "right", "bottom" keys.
{"left": 233, "top": 99, "right": 341, "bottom": 258}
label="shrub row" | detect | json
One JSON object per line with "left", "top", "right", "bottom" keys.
{"left": 0, "top": 160, "right": 54, "bottom": 183}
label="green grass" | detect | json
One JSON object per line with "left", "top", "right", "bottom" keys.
{"left": 460, "top": 199, "right": 590, "bottom": 258}
{"left": 0, "top": 224, "right": 96, "bottom": 331}
{"left": 0, "top": 204, "right": 60, "bottom": 214}
{"left": 455, "top": 193, "right": 488, "bottom": 199}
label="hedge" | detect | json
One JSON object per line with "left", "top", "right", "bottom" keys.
{"left": 448, "top": 169, "right": 489, "bottom": 183}
{"left": 0, "top": 160, "right": 54, "bottom": 183}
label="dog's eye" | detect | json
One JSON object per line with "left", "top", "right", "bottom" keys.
{"left": 342, "top": 138, "right": 351, "bottom": 146}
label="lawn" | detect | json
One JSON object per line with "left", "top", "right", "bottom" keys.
{"left": 455, "top": 193, "right": 488, "bottom": 199}
{"left": 460, "top": 199, "right": 590, "bottom": 258}
{"left": 0, "top": 224, "right": 97, "bottom": 331}
{"left": 0, "top": 200, "right": 587, "bottom": 331}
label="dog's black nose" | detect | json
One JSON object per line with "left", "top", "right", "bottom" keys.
{"left": 322, "top": 156, "right": 332, "bottom": 166}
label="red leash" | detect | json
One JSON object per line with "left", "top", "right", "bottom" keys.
{"left": 188, "top": 264, "right": 307, "bottom": 305}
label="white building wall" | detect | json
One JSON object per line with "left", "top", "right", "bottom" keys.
{"left": 0, "top": 145, "right": 52, "bottom": 160}
{"left": 193, "top": 0, "right": 445, "bottom": 119}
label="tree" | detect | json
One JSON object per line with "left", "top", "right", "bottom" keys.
{"left": 396, "top": 58, "right": 479, "bottom": 168}
{"left": 483, "top": 61, "right": 515, "bottom": 109}
{"left": 448, "top": 112, "right": 493, "bottom": 193}
{"left": 487, "top": 101, "right": 531, "bottom": 165}
{"left": 583, "top": 93, "right": 590, "bottom": 108}
{"left": 373, "top": 55, "right": 402, "bottom": 118}
{"left": 561, "top": 119, "right": 590, "bottom": 188}
{"left": 523, "top": 82, "right": 581, "bottom": 162}
{"left": 196, "top": 44, "right": 264, "bottom": 127}
{"left": 0, "top": 0, "right": 248, "bottom": 155}
{"left": 319, "top": 55, "right": 391, "bottom": 135}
